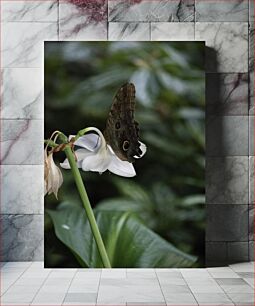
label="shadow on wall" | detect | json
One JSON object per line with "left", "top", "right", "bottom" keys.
{"left": 205, "top": 46, "right": 250, "bottom": 266}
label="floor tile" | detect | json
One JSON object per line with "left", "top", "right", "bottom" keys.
{"left": 127, "top": 269, "right": 157, "bottom": 279}
{"left": 215, "top": 278, "right": 248, "bottom": 285}
{"left": 189, "top": 284, "right": 224, "bottom": 293}
{"left": 75, "top": 271, "right": 101, "bottom": 278}
{"left": 101, "top": 268, "right": 126, "bottom": 279}
{"left": 68, "top": 278, "right": 99, "bottom": 293}
{"left": 193, "top": 292, "right": 234, "bottom": 305}
{"left": 207, "top": 267, "right": 241, "bottom": 278}
{"left": 160, "top": 284, "right": 192, "bottom": 294}
{"left": 163, "top": 293, "right": 198, "bottom": 305}
{"left": 64, "top": 292, "right": 97, "bottom": 303}
{"left": 127, "top": 303, "right": 166, "bottom": 306}
{"left": 3, "top": 262, "right": 32, "bottom": 268}
{"left": 230, "top": 262, "right": 254, "bottom": 272}
{"left": 220, "top": 284, "right": 253, "bottom": 293}
{"left": 227, "top": 292, "right": 254, "bottom": 305}
{"left": 31, "top": 291, "right": 66, "bottom": 305}
{"left": 181, "top": 268, "right": 212, "bottom": 278}
{"left": 96, "top": 285, "right": 126, "bottom": 304}
{"left": 243, "top": 277, "right": 255, "bottom": 288}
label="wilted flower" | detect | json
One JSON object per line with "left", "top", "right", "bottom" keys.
{"left": 44, "top": 151, "right": 63, "bottom": 199}
{"left": 61, "top": 128, "right": 146, "bottom": 177}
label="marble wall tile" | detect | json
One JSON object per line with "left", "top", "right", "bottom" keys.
{"left": 1, "top": 165, "right": 43, "bottom": 214}
{"left": 249, "top": 156, "right": 254, "bottom": 205}
{"left": 1, "top": 119, "right": 43, "bottom": 165}
{"left": 250, "top": 0, "right": 254, "bottom": 22}
{"left": 249, "top": 26, "right": 254, "bottom": 114}
{"left": 206, "top": 204, "right": 249, "bottom": 241}
{"left": 249, "top": 241, "right": 254, "bottom": 261}
{"left": 206, "top": 157, "right": 248, "bottom": 204}
{"left": 249, "top": 70, "right": 254, "bottom": 115}
{"left": 151, "top": 22, "right": 195, "bottom": 40}
{"left": 1, "top": 0, "right": 58, "bottom": 22}
{"left": 248, "top": 204, "right": 254, "bottom": 241}
{"left": 249, "top": 116, "right": 254, "bottom": 155}
{"left": 206, "top": 73, "right": 248, "bottom": 116}
{"left": 196, "top": 0, "right": 248, "bottom": 22}
{"left": 2, "top": 22, "right": 58, "bottom": 68}
{"left": 109, "top": 22, "right": 150, "bottom": 41}
{"left": 59, "top": 1, "right": 107, "bottom": 40}
{"left": 1, "top": 68, "right": 43, "bottom": 119}
{"left": 108, "top": 0, "right": 195, "bottom": 22}
{"left": 206, "top": 116, "right": 248, "bottom": 156}
{"left": 195, "top": 22, "right": 248, "bottom": 73}
{"left": 0, "top": 214, "right": 43, "bottom": 261}
{"left": 227, "top": 242, "right": 249, "bottom": 263}
{"left": 206, "top": 242, "right": 227, "bottom": 266}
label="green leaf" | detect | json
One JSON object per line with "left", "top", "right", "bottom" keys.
{"left": 47, "top": 202, "right": 197, "bottom": 268}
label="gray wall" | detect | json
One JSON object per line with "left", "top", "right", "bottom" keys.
{"left": 0, "top": 0, "right": 254, "bottom": 265}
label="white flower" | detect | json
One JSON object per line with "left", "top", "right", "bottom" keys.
{"left": 60, "top": 128, "right": 146, "bottom": 178}
{"left": 44, "top": 151, "right": 63, "bottom": 199}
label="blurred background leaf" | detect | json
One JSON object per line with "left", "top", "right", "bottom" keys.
{"left": 45, "top": 41, "right": 205, "bottom": 268}
{"left": 47, "top": 202, "right": 197, "bottom": 268}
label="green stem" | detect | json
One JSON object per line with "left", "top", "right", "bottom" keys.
{"left": 64, "top": 145, "right": 111, "bottom": 268}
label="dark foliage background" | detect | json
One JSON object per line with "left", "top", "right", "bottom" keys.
{"left": 44, "top": 41, "right": 205, "bottom": 267}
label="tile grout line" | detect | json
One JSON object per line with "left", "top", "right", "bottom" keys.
{"left": 95, "top": 268, "right": 102, "bottom": 305}
{"left": 154, "top": 269, "right": 167, "bottom": 306}
{"left": 179, "top": 270, "right": 199, "bottom": 305}
{"left": 215, "top": 276, "right": 240, "bottom": 306}
{"left": 207, "top": 267, "right": 241, "bottom": 305}
{"left": 61, "top": 268, "right": 78, "bottom": 305}
{"left": 29, "top": 267, "right": 53, "bottom": 305}
{"left": 1, "top": 262, "right": 33, "bottom": 296}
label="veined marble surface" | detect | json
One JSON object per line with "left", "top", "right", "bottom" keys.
{"left": 1, "top": 214, "right": 43, "bottom": 261}
{"left": 59, "top": 1, "right": 107, "bottom": 40}
{"left": 206, "top": 73, "right": 249, "bottom": 116}
{"left": 108, "top": 0, "right": 195, "bottom": 22}
{"left": 151, "top": 22, "right": 195, "bottom": 41}
{"left": 1, "top": 165, "right": 43, "bottom": 214}
{"left": 206, "top": 156, "right": 249, "bottom": 205}
{"left": 195, "top": 22, "right": 248, "bottom": 73}
{"left": 196, "top": 0, "right": 248, "bottom": 22}
{"left": 109, "top": 22, "right": 150, "bottom": 40}
{"left": 2, "top": 22, "right": 58, "bottom": 68}
{"left": 1, "top": 119, "right": 43, "bottom": 165}
{"left": 207, "top": 204, "right": 249, "bottom": 241}
{"left": 1, "top": 68, "right": 43, "bottom": 119}
{"left": 206, "top": 115, "right": 248, "bottom": 156}
{"left": 1, "top": 0, "right": 58, "bottom": 22}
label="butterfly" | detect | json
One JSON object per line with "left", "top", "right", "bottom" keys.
{"left": 104, "top": 83, "right": 144, "bottom": 163}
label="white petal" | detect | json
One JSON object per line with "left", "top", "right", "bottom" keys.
{"left": 108, "top": 154, "right": 136, "bottom": 177}
{"left": 134, "top": 141, "right": 147, "bottom": 159}
{"left": 60, "top": 148, "right": 92, "bottom": 169}
{"left": 81, "top": 150, "right": 111, "bottom": 173}
{"left": 74, "top": 134, "right": 101, "bottom": 151}
{"left": 60, "top": 158, "right": 71, "bottom": 169}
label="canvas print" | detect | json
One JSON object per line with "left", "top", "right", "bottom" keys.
{"left": 44, "top": 41, "right": 205, "bottom": 268}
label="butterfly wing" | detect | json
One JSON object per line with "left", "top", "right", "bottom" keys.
{"left": 104, "top": 83, "right": 143, "bottom": 162}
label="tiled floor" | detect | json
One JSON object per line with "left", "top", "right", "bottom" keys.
{"left": 0, "top": 262, "right": 254, "bottom": 305}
